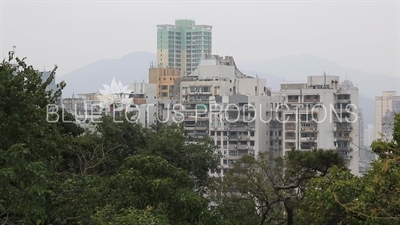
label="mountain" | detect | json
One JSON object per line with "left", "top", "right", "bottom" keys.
{"left": 57, "top": 51, "right": 156, "bottom": 97}
{"left": 58, "top": 52, "right": 390, "bottom": 125}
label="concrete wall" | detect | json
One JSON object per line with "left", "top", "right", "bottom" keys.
{"left": 128, "top": 82, "right": 158, "bottom": 104}
{"left": 236, "top": 78, "right": 267, "bottom": 96}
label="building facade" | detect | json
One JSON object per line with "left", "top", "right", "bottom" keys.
{"left": 364, "top": 124, "right": 376, "bottom": 148}
{"left": 148, "top": 66, "right": 180, "bottom": 100}
{"left": 157, "top": 19, "right": 212, "bottom": 76}
{"left": 277, "top": 74, "right": 359, "bottom": 175}
{"left": 173, "top": 55, "right": 267, "bottom": 142}
{"left": 375, "top": 91, "right": 400, "bottom": 140}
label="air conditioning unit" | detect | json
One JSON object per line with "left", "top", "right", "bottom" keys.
{"left": 247, "top": 137, "right": 250, "bottom": 140}
{"left": 246, "top": 146, "right": 249, "bottom": 149}
{"left": 239, "top": 136, "right": 242, "bottom": 139}
{"left": 307, "top": 137, "right": 311, "bottom": 140}
{"left": 245, "top": 126, "right": 248, "bottom": 129}
{"left": 234, "top": 145, "right": 237, "bottom": 149}
{"left": 301, "top": 128, "right": 305, "bottom": 131}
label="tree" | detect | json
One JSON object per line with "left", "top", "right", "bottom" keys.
{"left": 296, "top": 114, "right": 400, "bottom": 224}
{"left": 212, "top": 149, "right": 345, "bottom": 225}
{"left": 295, "top": 166, "right": 364, "bottom": 225}
{"left": 0, "top": 51, "right": 66, "bottom": 224}
{"left": 211, "top": 152, "right": 286, "bottom": 225}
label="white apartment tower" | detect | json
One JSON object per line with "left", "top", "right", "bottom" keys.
{"left": 278, "top": 74, "right": 359, "bottom": 175}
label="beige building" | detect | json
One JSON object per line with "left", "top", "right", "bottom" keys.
{"left": 375, "top": 91, "right": 400, "bottom": 140}
{"left": 148, "top": 66, "right": 180, "bottom": 100}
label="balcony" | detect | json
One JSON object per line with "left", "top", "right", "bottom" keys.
{"left": 337, "top": 146, "right": 353, "bottom": 151}
{"left": 300, "top": 137, "right": 316, "bottom": 142}
{"left": 235, "top": 144, "right": 252, "bottom": 150}
{"left": 300, "top": 126, "right": 318, "bottom": 132}
{"left": 285, "top": 123, "right": 295, "bottom": 130}
{"left": 342, "top": 155, "right": 353, "bottom": 160}
{"left": 337, "top": 99, "right": 351, "bottom": 104}
{"left": 336, "top": 126, "right": 353, "bottom": 131}
{"left": 285, "top": 135, "right": 295, "bottom": 140}
{"left": 285, "top": 116, "right": 296, "bottom": 122}
{"left": 336, "top": 137, "right": 353, "bottom": 142}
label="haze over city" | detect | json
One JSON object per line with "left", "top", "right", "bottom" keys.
{"left": 1, "top": 0, "right": 399, "bottom": 78}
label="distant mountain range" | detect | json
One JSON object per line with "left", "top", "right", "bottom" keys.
{"left": 57, "top": 52, "right": 396, "bottom": 126}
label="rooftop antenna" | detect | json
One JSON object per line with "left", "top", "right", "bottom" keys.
{"left": 12, "top": 46, "right": 16, "bottom": 64}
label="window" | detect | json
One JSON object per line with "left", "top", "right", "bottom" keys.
{"left": 161, "top": 92, "right": 168, "bottom": 97}
{"left": 161, "top": 85, "right": 168, "bottom": 90}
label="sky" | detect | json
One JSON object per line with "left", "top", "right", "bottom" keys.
{"left": 1, "top": 0, "right": 399, "bottom": 78}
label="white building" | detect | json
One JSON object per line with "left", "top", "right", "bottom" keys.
{"left": 277, "top": 74, "right": 359, "bottom": 175}
{"left": 364, "top": 124, "right": 376, "bottom": 148}
{"left": 128, "top": 82, "right": 158, "bottom": 105}
{"left": 173, "top": 55, "right": 267, "bottom": 141}
{"left": 208, "top": 94, "right": 269, "bottom": 177}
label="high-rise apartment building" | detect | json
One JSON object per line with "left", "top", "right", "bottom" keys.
{"left": 157, "top": 19, "right": 212, "bottom": 76}
{"left": 375, "top": 91, "right": 400, "bottom": 141}
{"left": 364, "top": 124, "right": 376, "bottom": 148}
{"left": 276, "top": 74, "right": 359, "bottom": 175}
{"left": 173, "top": 55, "right": 267, "bottom": 141}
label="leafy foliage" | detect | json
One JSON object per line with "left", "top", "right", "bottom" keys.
{"left": 211, "top": 149, "right": 345, "bottom": 225}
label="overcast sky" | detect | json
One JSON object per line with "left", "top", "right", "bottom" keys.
{"left": 1, "top": 0, "right": 399, "bottom": 77}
